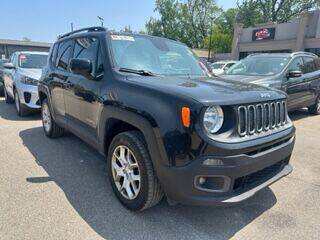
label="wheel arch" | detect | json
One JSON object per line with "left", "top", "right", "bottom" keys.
{"left": 99, "top": 106, "right": 169, "bottom": 168}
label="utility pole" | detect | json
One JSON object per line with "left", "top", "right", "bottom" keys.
{"left": 97, "top": 16, "right": 104, "bottom": 27}
{"left": 207, "top": 17, "right": 214, "bottom": 62}
{"left": 71, "top": 23, "right": 74, "bottom": 32}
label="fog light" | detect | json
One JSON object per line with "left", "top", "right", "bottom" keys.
{"left": 199, "top": 177, "right": 206, "bottom": 185}
{"left": 203, "top": 158, "right": 224, "bottom": 166}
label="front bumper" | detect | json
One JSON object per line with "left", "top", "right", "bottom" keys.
{"left": 159, "top": 135, "right": 295, "bottom": 206}
{"left": 16, "top": 82, "right": 40, "bottom": 109}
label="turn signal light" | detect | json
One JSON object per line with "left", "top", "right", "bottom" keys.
{"left": 181, "top": 107, "right": 190, "bottom": 127}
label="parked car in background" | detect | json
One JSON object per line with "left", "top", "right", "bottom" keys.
{"left": 38, "top": 27, "right": 295, "bottom": 211}
{"left": 0, "top": 59, "right": 9, "bottom": 96}
{"left": 3, "top": 51, "right": 48, "bottom": 116}
{"left": 210, "top": 60, "right": 237, "bottom": 76}
{"left": 222, "top": 52, "right": 320, "bottom": 114}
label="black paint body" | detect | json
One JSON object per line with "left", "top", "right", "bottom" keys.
{"left": 38, "top": 30, "right": 295, "bottom": 205}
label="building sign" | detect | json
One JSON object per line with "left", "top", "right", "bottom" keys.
{"left": 252, "top": 28, "right": 275, "bottom": 41}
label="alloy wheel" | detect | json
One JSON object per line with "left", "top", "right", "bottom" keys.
{"left": 111, "top": 145, "right": 141, "bottom": 200}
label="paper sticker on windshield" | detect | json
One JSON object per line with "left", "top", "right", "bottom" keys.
{"left": 111, "top": 35, "right": 135, "bottom": 41}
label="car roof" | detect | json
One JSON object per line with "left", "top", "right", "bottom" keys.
{"left": 247, "top": 52, "right": 317, "bottom": 58}
{"left": 212, "top": 60, "right": 237, "bottom": 64}
{"left": 55, "top": 26, "right": 185, "bottom": 46}
{"left": 13, "top": 51, "right": 48, "bottom": 55}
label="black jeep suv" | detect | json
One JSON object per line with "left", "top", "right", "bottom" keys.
{"left": 38, "top": 27, "right": 295, "bottom": 211}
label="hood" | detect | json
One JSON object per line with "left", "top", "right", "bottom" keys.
{"left": 126, "top": 75, "right": 286, "bottom": 106}
{"left": 18, "top": 68, "right": 42, "bottom": 80}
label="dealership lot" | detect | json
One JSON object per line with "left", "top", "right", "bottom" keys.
{"left": 0, "top": 97, "right": 319, "bottom": 240}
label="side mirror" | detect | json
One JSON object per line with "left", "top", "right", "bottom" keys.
{"left": 3, "top": 62, "right": 15, "bottom": 69}
{"left": 287, "top": 70, "right": 302, "bottom": 78}
{"left": 70, "top": 58, "right": 92, "bottom": 77}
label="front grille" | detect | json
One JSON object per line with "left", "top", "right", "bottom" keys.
{"left": 237, "top": 101, "right": 287, "bottom": 137}
{"left": 233, "top": 158, "right": 289, "bottom": 192}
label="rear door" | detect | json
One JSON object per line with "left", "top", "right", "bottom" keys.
{"left": 49, "top": 40, "right": 74, "bottom": 124}
{"left": 301, "top": 56, "right": 320, "bottom": 105}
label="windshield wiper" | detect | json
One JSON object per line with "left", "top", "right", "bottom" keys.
{"left": 119, "top": 67, "right": 156, "bottom": 76}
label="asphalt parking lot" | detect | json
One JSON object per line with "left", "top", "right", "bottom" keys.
{"left": 0, "top": 97, "right": 319, "bottom": 240}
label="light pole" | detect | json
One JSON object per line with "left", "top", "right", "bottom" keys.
{"left": 97, "top": 16, "right": 104, "bottom": 27}
{"left": 207, "top": 17, "right": 214, "bottom": 62}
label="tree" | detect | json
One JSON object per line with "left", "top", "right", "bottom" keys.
{"left": 237, "top": 0, "right": 320, "bottom": 27}
{"left": 145, "top": 0, "right": 221, "bottom": 48}
{"left": 215, "top": 8, "right": 238, "bottom": 35}
{"left": 202, "top": 26, "right": 233, "bottom": 53}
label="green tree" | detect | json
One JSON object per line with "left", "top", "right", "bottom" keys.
{"left": 215, "top": 8, "right": 238, "bottom": 35}
{"left": 237, "top": 0, "right": 320, "bottom": 27}
{"left": 202, "top": 26, "right": 233, "bottom": 53}
{"left": 145, "top": 0, "right": 221, "bottom": 48}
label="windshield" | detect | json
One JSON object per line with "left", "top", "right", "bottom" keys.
{"left": 18, "top": 54, "right": 48, "bottom": 69}
{"left": 211, "top": 63, "right": 225, "bottom": 69}
{"left": 109, "top": 34, "right": 206, "bottom": 76}
{"left": 226, "top": 57, "right": 290, "bottom": 76}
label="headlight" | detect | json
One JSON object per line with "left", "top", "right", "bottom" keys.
{"left": 21, "top": 76, "right": 38, "bottom": 86}
{"left": 203, "top": 106, "right": 224, "bottom": 134}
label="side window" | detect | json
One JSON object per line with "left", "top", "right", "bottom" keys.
{"left": 56, "top": 40, "right": 73, "bottom": 71}
{"left": 73, "top": 37, "right": 99, "bottom": 75}
{"left": 302, "top": 57, "right": 316, "bottom": 74}
{"left": 50, "top": 43, "right": 59, "bottom": 66}
{"left": 288, "top": 57, "right": 303, "bottom": 72}
{"left": 225, "top": 63, "right": 234, "bottom": 69}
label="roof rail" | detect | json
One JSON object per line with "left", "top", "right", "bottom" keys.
{"left": 290, "top": 51, "right": 318, "bottom": 57}
{"left": 57, "top": 26, "right": 106, "bottom": 39}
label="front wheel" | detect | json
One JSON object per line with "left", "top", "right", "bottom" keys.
{"left": 41, "top": 98, "right": 64, "bottom": 138}
{"left": 14, "top": 90, "right": 30, "bottom": 117}
{"left": 107, "top": 131, "right": 163, "bottom": 211}
{"left": 308, "top": 96, "right": 320, "bottom": 115}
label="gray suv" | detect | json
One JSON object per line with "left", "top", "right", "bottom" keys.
{"left": 222, "top": 52, "right": 320, "bottom": 114}
{"left": 3, "top": 51, "right": 48, "bottom": 116}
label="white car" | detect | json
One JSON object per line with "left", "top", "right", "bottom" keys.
{"left": 3, "top": 51, "right": 48, "bottom": 116}
{"left": 210, "top": 61, "right": 237, "bottom": 76}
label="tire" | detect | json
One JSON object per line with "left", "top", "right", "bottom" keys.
{"left": 4, "top": 87, "right": 14, "bottom": 104}
{"left": 107, "top": 131, "right": 164, "bottom": 211}
{"left": 14, "top": 90, "right": 30, "bottom": 117}
{"left": 0, "top": 85, "right": 4, "bottom": 97}
{"left": 41, "top": 98, "right": 64, "bottom": 138}
{"left": 308, "top": 96, "right": 320, "bottom": 115}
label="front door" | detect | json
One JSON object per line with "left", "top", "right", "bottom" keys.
{"left": 285, "top": 57, "right": 309, "bottom": 110}
{"left": 64, "top": 36, "right": 104, "bottom": 144}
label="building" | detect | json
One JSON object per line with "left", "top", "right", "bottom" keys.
{"left": 231, "top": 10, "right": 320, "bottom": 59}
{"left": 0, "top": 39, "right": 51, "bottom": 59}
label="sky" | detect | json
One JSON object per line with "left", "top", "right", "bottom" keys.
{"left": 0, "top": 0, "right": 237, "bottom": 43}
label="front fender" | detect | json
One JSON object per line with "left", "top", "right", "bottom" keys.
{"left": 98, "top": 105, "right": 169, "bottom": 167}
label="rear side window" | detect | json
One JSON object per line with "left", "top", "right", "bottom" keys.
{"left": 56, "top": 40, "right": 73, "bottom": 71}
{"left": 73, "top": 37, "right": 99, "bottom": 75}
{"left": 302, "top": 57, "right": 317, "bottom": 74}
